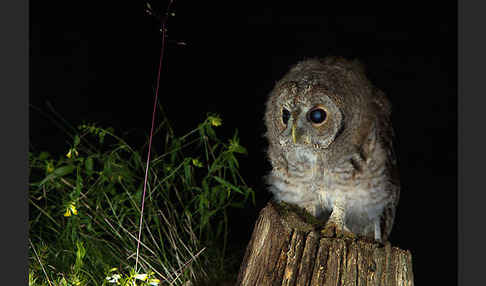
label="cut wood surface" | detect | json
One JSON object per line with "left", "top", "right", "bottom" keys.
{"left": 236, "top": 202, "right": 414, "bottom": 286}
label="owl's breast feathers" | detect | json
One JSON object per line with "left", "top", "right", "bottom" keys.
{"left": 268, "top": 133, "right": 398, "bottom": 214}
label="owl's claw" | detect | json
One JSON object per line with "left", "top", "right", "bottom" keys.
{"left": 320, "top": 221, "right": 356, "bottom": 239}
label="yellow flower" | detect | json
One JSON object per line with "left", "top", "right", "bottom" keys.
{"left": 66, "top": 148, "right": 79, "bottom": 159}
{"left": 208, "top": 115, "right": 222, "bottom": 127}
{"left": 134, "top": 273, "right": 148, "bottom": 281}
{"left": 70, "top": 204, "right": 78, "bottom": 215}
{"left": 192, "top": 158, "right": 203, "bottom": 168}
{"left": 46, "top": 161, "right": 54, "bottom": 173}
{"left": 148, "top": 278, "right": 160, "bottom": 285}
{"left": 64, "top": 202, "right": 78, "bottom": 217}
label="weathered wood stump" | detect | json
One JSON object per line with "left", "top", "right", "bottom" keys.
{"left": 236, "top": 202, "right": 414, "bottom": 286}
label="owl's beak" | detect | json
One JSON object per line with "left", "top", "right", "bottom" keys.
{"left": 291, "top": 123, "right": 300, "bottom": 144}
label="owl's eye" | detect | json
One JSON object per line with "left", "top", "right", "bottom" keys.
{"left": 308, "top": 108, "right": 327, "bottom": 125}
{"left": 282, "top": 108, "right": 291, "bottom": 125}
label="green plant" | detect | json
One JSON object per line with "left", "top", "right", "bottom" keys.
{"left": 29, "top": 111, "right": 254, "bottom": 285}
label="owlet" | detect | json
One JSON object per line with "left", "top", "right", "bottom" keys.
{"left": 264, "top": 57, "right": 399, "bottom": 242}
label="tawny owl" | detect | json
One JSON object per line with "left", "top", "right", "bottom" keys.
{"left": 264, "top": 57, "right": 399, "bottom": 242}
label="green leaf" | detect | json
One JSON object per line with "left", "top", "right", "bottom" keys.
{"left": 184, "top": 159, "right": 192, "bottom": 185}
{"left": 38, "top": 152, "right": 50, "bottom": 161}
{"left": 99, "top": 131, "right": 106, "bottom": 144}
{"left": 54, "top": 165, "right": 76, "bottom": 177}
{"left": 202, "top": 178, "right": 209, "bottom": 193}
{"left": 212, "top": 176, "right": 244, "bottom": 194}
{"left": 74, "top": 135, "right": 80, "bottom": 147}
{"left": 38, "top": 165, "right": 76, "bottom": 186}
{"left": 75, "top": 241, "right": 86, "bottom": 271}
{"left": 232, "top": 144, "right": 247, "bottom": 154}
{"left": 208, "top": 159, "right": 224, "bottom": 174}
{"left": 199, "top": 194, "right": 208, "bottom": 216}
{"left": 201, "top": 209, "right": 218, "bottom": 228}
{"left": 85, "top": 157, "right": 94, "bottom": 175}
{"left": 206, "top": 125, "right": 216, "bottom": 139}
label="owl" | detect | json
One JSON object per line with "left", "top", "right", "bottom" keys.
{"left": 264, "top": 57, "right": 399, "bottom": 242}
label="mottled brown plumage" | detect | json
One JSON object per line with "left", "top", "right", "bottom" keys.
{"left": 264, "top": 57, "right": 399, "bottom": 242}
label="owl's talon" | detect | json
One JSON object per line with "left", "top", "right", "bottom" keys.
{"left": 321, "top": 222, "right": 337, "bottom": 238}
{"left": 320, "top": 222, "right": 356, "bottom": 239}
{"left": 342, "top": 229, "right": 357, "bottom": 239}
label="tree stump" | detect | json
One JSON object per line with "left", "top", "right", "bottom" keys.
{"left": 236, "top": 202, "right": 414, "bottom": 286}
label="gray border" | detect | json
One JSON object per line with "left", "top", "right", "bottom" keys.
{"left": 459, "top": 1, "right": 484, "bottom": 285}
{"left": 458, "top": 3, "right": 463, "bottom": 281}
{"left": 0, "top": 0, "right": 28, "bottom": 283}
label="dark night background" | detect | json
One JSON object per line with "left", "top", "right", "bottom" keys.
{"left": 30, "top": 1, "right": 457, "bottom": 284}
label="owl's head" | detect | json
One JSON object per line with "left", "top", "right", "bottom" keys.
{"left": 264, "top": 57, "right": 382, "bottom": 160}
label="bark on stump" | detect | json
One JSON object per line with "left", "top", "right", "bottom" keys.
{"left": 236, "top": 202, "right": 414, "bottom": 286}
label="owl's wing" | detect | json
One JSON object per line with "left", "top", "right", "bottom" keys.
{"left": 373, "top": 88, "right": 400, "bottom": 241}
{"left": 373, "top": 88, "right": 399, "bottom": 183}
{"left": 380, "top": 193, "right": 399, "bottom": 241}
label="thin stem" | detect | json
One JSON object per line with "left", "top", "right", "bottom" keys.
{"left": 135, "top": 1, "right": 172, "bottom": 270}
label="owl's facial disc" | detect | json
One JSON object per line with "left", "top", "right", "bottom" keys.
{"left": 277, "top": 96, "right": 342, "bottom": 149}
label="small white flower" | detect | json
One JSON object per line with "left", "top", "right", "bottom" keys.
{"left": 105, "top": 274, "right": 121, "bottom": 283}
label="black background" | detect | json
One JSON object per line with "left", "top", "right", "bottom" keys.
{"left": 30, "top": 1, "right": 457, "bottom": 284}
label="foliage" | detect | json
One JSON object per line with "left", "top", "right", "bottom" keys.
{"left": 29, "top": 112, "right": 254, "bottom": 286}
